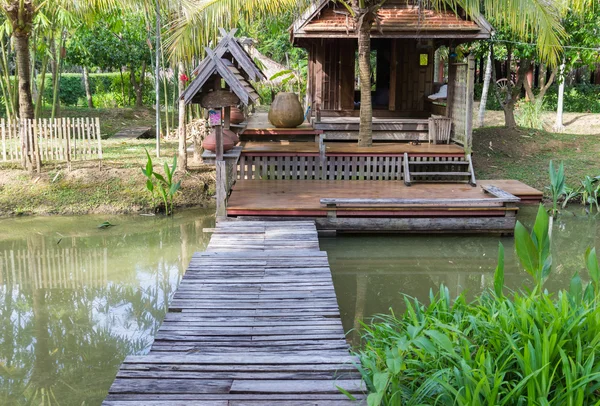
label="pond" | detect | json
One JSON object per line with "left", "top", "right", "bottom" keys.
{"left": 0, "top": 206, "right": 598, "bottom": 405}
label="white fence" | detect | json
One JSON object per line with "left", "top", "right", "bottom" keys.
{"left": 0, "top": 117, "right": 103, "bottom": 170}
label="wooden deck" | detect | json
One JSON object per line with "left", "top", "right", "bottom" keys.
{"left": 240, "top": 141, "right": 464, "bottom": 156}
{"left": 103, "top": 221, "right": 365, "bottom": 405}
{"left": 226, "top": 180, "right": 542, "bottom": 233}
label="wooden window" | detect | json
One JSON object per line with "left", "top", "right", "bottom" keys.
{"left": 420, "top": 54, "right": 428, "bottom": 66}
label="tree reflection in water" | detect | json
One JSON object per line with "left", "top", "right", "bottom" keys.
{"left": 0, "top": 211, "right": 214, "bottom": 405}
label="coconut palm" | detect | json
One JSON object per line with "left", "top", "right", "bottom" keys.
{"left": 333, "top": 0, "right": 587, "bottom": 144}
{"left": 0, "top": 0, "right": 125, "bottom": 119}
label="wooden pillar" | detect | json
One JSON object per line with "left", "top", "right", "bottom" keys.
{"left": 215, "top": 125, "right": 227, "bottom": 218}
{"left": 389, "top": 39, "right": 397, "bottom": 111}
{"left": 446, "top": 56, "right": 457, "bottom": 119}
{"left": 465, "top": 54, "right": 475, "bottom": 151}
{"left": 223, "top": 106, "right": 231, "bottom": 130}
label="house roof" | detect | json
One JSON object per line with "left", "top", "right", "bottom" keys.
{"left": 291, "top": 0, "right": 493, "bottom": 42}
{"left": 181, "top": 29, "right": 264, "bottom": 106}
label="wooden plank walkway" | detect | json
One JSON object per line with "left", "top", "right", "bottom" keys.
{"left": 103, "top": 221, "right": 365, "bottom": 405}
{"left": 112, "top": 127, "right": 152, "bottom": 140}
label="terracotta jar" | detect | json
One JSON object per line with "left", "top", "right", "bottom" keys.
{"left": 268, "top": 92, "right": 304, "bottom": 128}
{"left": 202, "top": 129, "right": 234, "bottom": 152}
{"left": 230, "top": 107, "right": 245, "bottom": 124}
{"left": 224, "top": 128, "right": 239, "bottom": 144}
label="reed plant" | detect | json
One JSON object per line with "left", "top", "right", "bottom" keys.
{"left": 547, "top": 160, "right": 566, "bottom": 217}
{"left": 357, "top": 205, "right": 600, "bottom": 405}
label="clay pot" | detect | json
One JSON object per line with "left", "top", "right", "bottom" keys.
{"left": 202, "top": 129, "right": 234, "bottom": 152}
{"left": 224, "top": 128, "right": 239, "bottom": 144}
{"left": 268, "top": 92, "right": 304, "bottom": 128}
{"left": 230, "top": 107, "right": 245, "bottom": 124}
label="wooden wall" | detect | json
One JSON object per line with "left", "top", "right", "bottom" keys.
{"left": 305, "top": 38, "right": 434, "bottom": 117}
{"left": 389, "top": 39, "right": 434, "bottom": 114}
{"left": 307, "top": 39, "right": 356, "bottom": 111}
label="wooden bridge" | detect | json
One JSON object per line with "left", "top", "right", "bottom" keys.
{"left": 103, "top": 220, "right": 365, "bottom": 405}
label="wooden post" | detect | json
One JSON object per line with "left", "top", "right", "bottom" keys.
{"left": 64, "top": 118, "right": 71, "bottom": 171}
{"left": 223, "top": 106, "right": 231, "bottom": 130}
{"left": 389, "top": 39, "right": 397, "bottom": 111}
{"left": 96, "top": 117, "right": 103, "bottom": 169}
{"left": 446, "top": 56, "right": 457, "bottom": 119}
{"left": 318, "top": 133, "right": 325, "bottom": 180}
{"left": 215, "top": 125, "right": 227, "bottom": 218}
{"left": 465, "top": 54, "right": 476, "bottom": 152}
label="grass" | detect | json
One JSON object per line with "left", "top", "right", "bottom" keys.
{"left": 473, "top": 127, "right": 600, "bottom": 193}
{"left": 0, "top": 113, "right": 213, "bottom": 216}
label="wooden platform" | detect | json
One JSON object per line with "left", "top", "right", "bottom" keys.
{"left": 226, "top": 180, "right": 542, "bottom": 233}
{"left": 243, "top": 113, "right": 321, "bottom": 137}
{"left": 112, "top": 127, "right": 152, "bottom": 140}
{"left": 240, "top": 141, "right": 464, "bottom": 156}
{"left": 103, "top": 221, "right": 365, "bottom": 405}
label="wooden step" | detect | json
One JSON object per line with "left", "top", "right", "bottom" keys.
{"left": 408, "top": 161, "right": 468, "bottom": 165}
{"left": 410, "top": 172, "right": 471, "bottom": 176}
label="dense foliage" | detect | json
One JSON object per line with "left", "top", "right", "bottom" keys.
{"left": 358, "top": 206, "right": 600, "bottom": 405}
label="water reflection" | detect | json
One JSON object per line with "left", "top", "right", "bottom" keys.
{"left": 0, "top": 211, "right": 214, "bottom": 406}
{"left": 323, "top": 206, "right": 600, "bottom": 345}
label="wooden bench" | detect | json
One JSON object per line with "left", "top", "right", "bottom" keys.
{"left": 320, "top": 184, "right": 520, "bottom": 220}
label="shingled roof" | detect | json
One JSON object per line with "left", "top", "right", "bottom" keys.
{"left": 181, "top": 29, "right": 265, "bottom": 106}
{"left": 291, "top": 0, "right": 493, "bottom": 41}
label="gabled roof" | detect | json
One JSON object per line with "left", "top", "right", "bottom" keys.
{"left": 181, "top": 29, "right": 264, "bottom": 106}
{"left": 291, "top": 0, "right": 493, "bottom": 42}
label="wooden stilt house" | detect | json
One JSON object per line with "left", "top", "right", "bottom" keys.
{"left": 291, "top": 0, "right": 493, "bottom": 146}
{"left": 181, "top": 24, "right": 543, "bottom": 233}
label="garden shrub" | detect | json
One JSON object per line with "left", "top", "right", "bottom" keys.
{"left": 39, "top": 72, "right": 161, "bottom": 108}
{"left": 358, "top": 206, "right": 600, "bottom": 405}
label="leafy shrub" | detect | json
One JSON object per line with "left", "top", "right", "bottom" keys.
{"left": 515, "top": 100, "right": 544, "bottom": 129}
{"left": 474, "top": 83, "right": 502, "bottom": 111}
{"left": 40, "top": 72, "right": 162, "bottom": 108}
{"left": 358, "top": 205, "right": 600, "bottom": 405}
{"left": 544, "top": 83, "right": 600, "bottom": 113}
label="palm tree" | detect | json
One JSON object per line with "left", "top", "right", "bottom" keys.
{"left": 334, "top": 0, "right": 586, "bottom": 143}
{"left": 0, "top": 0, "right": 122, "bottom": 119}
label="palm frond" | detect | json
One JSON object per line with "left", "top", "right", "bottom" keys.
{"left": 165, "top": 0, "right": 309, "bottom": 63}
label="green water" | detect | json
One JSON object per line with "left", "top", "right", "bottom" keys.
{"left": 324, "top": 206, "right": 600, "bottom": 344}
{"left": 0, "top": 206, "right": 599, "bottom": 405}
{"left": 0, "top": 210, "right": 214, "bottom": 405}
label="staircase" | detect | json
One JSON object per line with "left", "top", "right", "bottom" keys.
{"left": 404, "top": 152, "right": 476, "bottom": 186}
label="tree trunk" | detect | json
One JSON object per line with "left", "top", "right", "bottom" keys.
{"left": 34, "top": 53, "right": 49, "bottom": 118}
{"left": 553, "top": 59, "right": 566, "bottom": 132}
{"left": 82, "top": 66, "right": 94, "bottom": 109}
{"left": 13, "top": 35, "right": 34, "bottom": 119}
{"left": 177, "top": 62, "right": 187, "bottom": 172}
{"left": 477, "top": 46, "right": 492, "bottom": 128}
{"left": 503, "top": 102, "right": 518, "bottom": 129}
{"left": 130, "top": 62, "right": 146, "bottom": 108}
{"left": 357, "top": 19, "right": 372, "bottom": 147}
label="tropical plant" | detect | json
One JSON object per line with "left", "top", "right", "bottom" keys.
{"left": 547, "top": 160, "right": 566, "bottom": 216}
{"left": 142, "top": 149, "right": 181, "bottom": 215}
{"left": 580, "top": 175, "right": 600, "bottom": 210}
{"left": 357, "top": 205, "right": 600, "bottom": 405}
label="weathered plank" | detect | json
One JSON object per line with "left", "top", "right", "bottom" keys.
{"left": 104, "top": 220, "right": 365, "bottom": 404}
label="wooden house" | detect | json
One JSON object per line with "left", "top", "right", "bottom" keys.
{"left": 188, "top": 23, "right": 542, "bottom": 234}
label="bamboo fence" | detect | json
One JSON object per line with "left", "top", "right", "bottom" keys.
{"left": 0, "top": 117, "right": 103, "bottom": 170}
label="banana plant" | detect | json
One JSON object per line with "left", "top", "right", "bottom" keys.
{"left": 141, "top": 150, "right": 181, "bottom": 215}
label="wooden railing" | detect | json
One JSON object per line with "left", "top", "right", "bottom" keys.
{"left": 1, "top": 117, "right": 103, "bottom": 170}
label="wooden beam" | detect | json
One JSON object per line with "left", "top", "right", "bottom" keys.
{"left": 389, "top": 39, "right": 397, "bottom": 111}
{"left": 465, "top": 54, "right": 476, "bottom": 150}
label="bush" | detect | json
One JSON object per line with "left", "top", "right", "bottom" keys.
{"left": 358, "top": 205, "right": 600, "bottom": 405}
{"left": 544, "top": 83, "right": 600, "bottom": 113}
{"left": 40, "top": 72, "right": 162, "bottom": 108}
{"left": 474, "top": 83, "right": 502, "bottom": 111}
